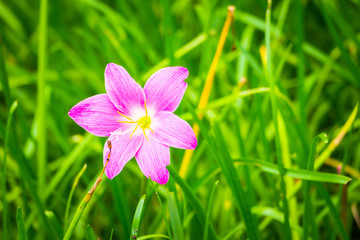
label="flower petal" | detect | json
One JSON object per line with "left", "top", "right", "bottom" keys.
{"left": 152, "top": 111, "right": 197, "bottom": 150}
{"left": 105, "top": 63, "right": 145, "bottom": 115}
{"left": 68, "top": 94, "right": 124, "bottom": 137}
{"left": 135, "top": 137, "right": 170, "bottom": 185}
{"left": 103, "top": 131, "right": 143, "bottom": 179}
{"left": 144, "top": 67, "right": 188, "bottom": 112}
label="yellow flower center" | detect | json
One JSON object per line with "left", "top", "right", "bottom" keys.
{"left": 137, "top": 115, "right": 151, "bottom": 129}
{"left": 117, "top": 100, "right": 153, "bottom": 140}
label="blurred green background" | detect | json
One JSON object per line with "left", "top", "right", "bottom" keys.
{"left": 1, "top": 0, "right": 360, "bottom": 239}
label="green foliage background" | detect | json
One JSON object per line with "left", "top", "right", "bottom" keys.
{"left": 1, "top": 0, "right": 359, "bottom": 239}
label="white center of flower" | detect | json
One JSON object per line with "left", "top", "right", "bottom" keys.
{"left": 117, "top": 100, "right": 154, "bottom": 140}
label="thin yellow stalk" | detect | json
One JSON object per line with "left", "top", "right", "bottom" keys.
{"left": 179, "top": 6, "right": 235, "bottom": 178}
{"left": 325, "top": 158, "right": 360, "bottom": 179}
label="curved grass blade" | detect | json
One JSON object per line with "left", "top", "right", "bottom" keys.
{"left": 86, "top": 224, "right": 96, "bottom": 240}
{"left": 233, "top": 158, "right": 350, "bottom": 184}
{"left": 130, "top": 194, "right": 146, "bottom": 240}
{"left": 45, "top": 211, "right": 63, "bottom": 239}
{"left": 17, "top": 207, "right": 28, "bottom": 240}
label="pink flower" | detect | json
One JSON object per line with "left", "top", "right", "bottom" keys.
{"left": 68, "top": 63, "right": 197, "bottom": 184}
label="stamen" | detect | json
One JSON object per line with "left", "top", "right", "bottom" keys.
{"left": 117, "top": 120, "right": 137, "bottom": 123}
{"left": 117, "top": 111, "right": 133, "bottom": 121}
{"left": 149, "top": 127, "right": 154, "bottom": 133}
{"left": 130, "top": 123, "right": 140, "bottom": 139}
{"left": 142, "top": 128, "right": 149, "bottom": 140}
{"left": 144, "top": 100, "right": 148, "bottom": 117}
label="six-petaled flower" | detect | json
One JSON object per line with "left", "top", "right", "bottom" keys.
{"left": 68, "top": 63, "right": 197, "bottom": 184}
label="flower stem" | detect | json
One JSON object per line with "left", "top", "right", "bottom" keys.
{"left": 62, "top": 141, "right": 112, "bottom": 240}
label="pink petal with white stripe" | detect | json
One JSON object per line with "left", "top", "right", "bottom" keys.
{"left": 103, "top": 131, "right": 143, "bottom": 179}
{"left": 105, "top": 63, "right": 146, "bottom": 115}
{"left": 144, "top": 67, "right": 188, "bottom": 112}
{"left": 68, "top": 94, "right": 125, "bottom": 137}
{"left": 135, "top": 136, "right": 170, "bottom": 185}
{"left": 152, "top": 111, "right": 197, "bottom": 150}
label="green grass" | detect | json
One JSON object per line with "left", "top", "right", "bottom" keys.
{"left": 1, "top": 0, "right": 360, "bottom": 239}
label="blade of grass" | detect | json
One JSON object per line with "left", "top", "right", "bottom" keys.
{"left": 232, "top": 158, "right": 350, "bottom": 184}
{"left": 36, "top": 0, "right": 48, "bottom": 195}
{"left": 45, "top": 211, "right": 63, "bottom": 239}
{"left": 137, "top": 234, "right": 170, "bottom": 240}
{"left": 0, "top": 33, "right": 11, "bottom": 108}
{"left": 109, "top": 228, "right": 114, "bottom": 240}
{"left": 203, "top": 180, "right": 219, "bottom": 240}
{"left": 17, "top": 207, "right": 28, "bottom": 240}
{"left": 295, "top": 0, "right": 306, "bottom": 131}
{"left": 168, "top": 192, "right": 184, "bottom": 240}
{"left": 64, "top": 164, "right": 87, "bottom": 231}
{"left": 86, "top": 224, "right": 96, "bottom": 240}
{"left": 2, "top": 101, "right": 17, "bottom": 240}
{"left": 213, "top": 124, "right": 259, "bottom": 240}
{"left": 266, "top": 0, "right": 291, "bottom": 238}
{"left": 303, "top": 133, "right": 328, "bottom": 240}
{"left": 315, "top": 183, "right": 350, "bottom": 240}
{"left": 130, "top": 194, "right": 146, "bottom": 240}
{"left": 278, "top": 112, "right": 299, "bottom": 240}
{"left": 167, "top": 166, "right": 217, "bottom": 240}
{"left": 187, "top": 98, "right": 259, "bottom": 239}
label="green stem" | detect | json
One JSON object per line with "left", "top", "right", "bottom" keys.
{"left": 265, "top": 1, "right": 291, "bottom": 238}
{"left": 62, "top": 170, "right": 104, "bottom": 240}
{"left": 37, "top": 0, "right": 48, "bottom": 194}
